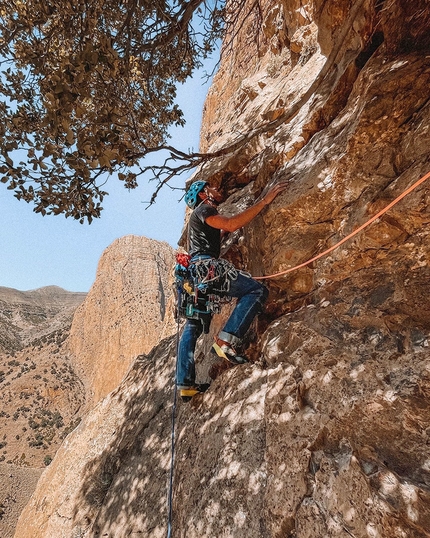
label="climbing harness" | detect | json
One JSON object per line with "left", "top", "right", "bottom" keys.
{"left": 254, "top": 170, "right": 430, "bottom": 280}
{"left": 174, "top": 254, "right": 235, "bottom": 333}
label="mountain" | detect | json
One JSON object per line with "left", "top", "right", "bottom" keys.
{"left": 13, "top": 1, "right": 430, "bottom": 537}
{"left": 67, "top": 235, "right": 177, "bottom": 406}
{"left": 0, "top": 286, "right": 87, "bottom": 465}
{"left": 0, "top": 286, "right": 86, "bottom": 354}
{"left": 0, "top": 287, "right": 87, "bottom": 536}
{"left": 0, "top": 285, "right": 87, "bottom": 468}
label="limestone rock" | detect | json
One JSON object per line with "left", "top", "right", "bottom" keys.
{"left": 14, "top": 327, "right": 430, "bottom": 538}
{"left": 14, "top": 1, "right": 430, "bottom": 537}
{"left": 1, "top": 236, "right": 176, "bottom": 536}
{"left": 67, "top": 235, "right": 176, "bottom": 405}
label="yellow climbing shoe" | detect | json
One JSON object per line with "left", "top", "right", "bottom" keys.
{"left": 212, "top": 342, "right": 248, "bottom": 365}
{"left": 179, "top": 383, "right": 210, "bottom": 402}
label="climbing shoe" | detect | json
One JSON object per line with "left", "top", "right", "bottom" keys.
{"left": 212, "top": 341, "right": 248, "bottom": 366}
{"left": 179, "top": 383, "right": 210, "bottom": 402}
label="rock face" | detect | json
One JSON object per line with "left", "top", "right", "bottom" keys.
{"left": 14, "top": 332, "right": 430, "bottom": 538}
{"left": 67, "top": 235, "right": 177, "bottom": 405}
{"left": 14, "top": 1, "right": 430, "bottom": 537}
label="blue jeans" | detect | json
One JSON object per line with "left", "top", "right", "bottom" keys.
{"left": 176, "top": 269, "right": 268, "bottom": 388}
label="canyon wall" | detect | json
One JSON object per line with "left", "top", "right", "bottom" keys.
{"left": 14, "top": 1, "right": 430, "bottom": 537}
{"left": 67, "top": 235, "right": 176, "bottom": 405}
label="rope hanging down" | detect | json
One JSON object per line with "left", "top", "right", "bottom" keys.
{"left": 254, "top": 170, "right": 430, "bottom": 280}
{"left": 166, "top": 314, "right": 181, "bottom": 538}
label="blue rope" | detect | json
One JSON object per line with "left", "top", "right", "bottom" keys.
{"left": 167, "top": 293, "right": 181, "bottom": 538}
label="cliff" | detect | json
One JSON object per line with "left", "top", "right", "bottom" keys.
{"left": 14, "top": 0, "right": 430, "bottom": 537}
{"left": 67, "top": 235, "right": 176, "bottom": 405}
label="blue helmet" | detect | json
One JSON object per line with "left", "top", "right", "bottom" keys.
{"left": 184, "top": 181, "right": 207, "bottom": 209}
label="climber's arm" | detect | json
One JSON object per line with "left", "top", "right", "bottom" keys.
{"left": 205, "top": 181, "right": 288, "bottom": 233}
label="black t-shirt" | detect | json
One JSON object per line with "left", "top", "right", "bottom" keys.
{"left": 188, "top": 203, "right": 220, "bottom": 258}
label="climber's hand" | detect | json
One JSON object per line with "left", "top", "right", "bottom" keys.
{"left": 261, "top": 180, "right": 290, "bottom": 206}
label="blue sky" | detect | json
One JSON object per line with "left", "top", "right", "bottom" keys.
{"left": 0, "top": 63, "right": 216, "bottom": 292}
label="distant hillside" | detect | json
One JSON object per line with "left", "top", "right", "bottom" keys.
{"left": 0, "top": 286, "right": 87, "bottom": 469}
{"left": 0, "top": 286, "right": 86, "bottom": 354}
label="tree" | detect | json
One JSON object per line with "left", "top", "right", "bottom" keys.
{"left": 0, "top": 0, "right": 224, "bottom": 222}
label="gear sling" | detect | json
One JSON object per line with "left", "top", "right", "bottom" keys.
{"left": 174, "top": 253, "right": 237, "bottom": 333}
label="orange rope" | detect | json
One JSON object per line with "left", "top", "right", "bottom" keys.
{"left": 254, "top": 170, "right": 430, "bottom": 280}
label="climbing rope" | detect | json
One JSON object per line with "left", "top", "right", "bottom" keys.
{"left": 254, "top": 170, "right": 430, "bottom": 280}
{"left": 166, "top": 304, "right": 181, "bottom": 538}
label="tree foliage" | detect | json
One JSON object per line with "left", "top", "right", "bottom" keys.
{"left": 0, "top": 0, "right": 224, "bottom": 222}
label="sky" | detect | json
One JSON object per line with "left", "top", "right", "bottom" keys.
{"left": 0, "top": 61, "right": 217, "bottom": 293}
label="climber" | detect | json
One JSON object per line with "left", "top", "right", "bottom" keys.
{"left": 177, "top": 179, "right": 288, "bottom": 400}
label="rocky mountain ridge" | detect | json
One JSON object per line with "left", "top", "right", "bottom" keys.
{"left": 12, "top": 0, "right": 430, "bottom": 537}
{"left": 0, "top": 285, "right": 86, "bottom": 354}
{"left": 67, "top": 235, "right": 177, "bottom": 406}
